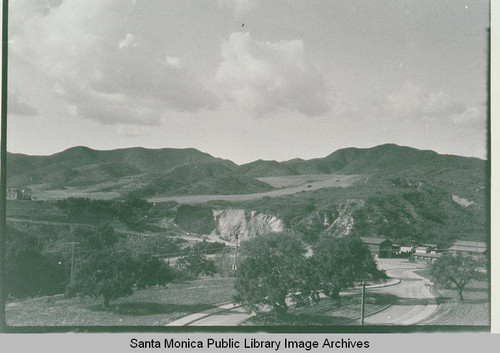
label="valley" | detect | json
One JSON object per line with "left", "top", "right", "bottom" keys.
{"left": 4, "top": 143, "right": 489, "bottom": 328}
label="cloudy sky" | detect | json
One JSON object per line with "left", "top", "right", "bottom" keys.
{"left": 7, "top": 0, "right": 489, "bottom": 163}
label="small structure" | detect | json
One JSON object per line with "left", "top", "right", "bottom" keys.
{"left": 414, "top": 246, "right": 430, "bottom": 254}
{"left": 412, "top": 252, "right": 441, "bottom": 262}
{"left": 399, "top": 246, "right": 413, "bottom": 254}
{"left": 7, "top": 187, "right": 32, "bottom": 200}
{"left": 414, "top": 243, "right": 438, "bottom": 254}
{"left": 360, "top": 237, "right": 394, "bottom": 258}
{"left": 421, "top": 243, "right": 438, "bottom": 254}
{"left": 448, "top": 240, "right": 488, "bottom": 257}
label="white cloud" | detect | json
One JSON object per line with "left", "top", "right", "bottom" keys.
{"left": 215, "top": 32, "right": 330, "bottom": 117}
{"left": 384, "top": 82, "right": 470, "bottom": 119}
{"left": 450, "top": 104, "right": 486, "bottom": 128}
{"left": 8, "top": 90, "right": 38, "bottom": 116}
{"left": 9, "top": 0, "right": 218, "bottom": 125}
{"left": 386, "top": 81, "right": 466, "bottom": 118}
{"left": 217, "top": 0, "right": 259, "bottom": 15}
{"left": 382, "top": 81, "right": 486, "bottom": 131}
{"left": 118, "top": 33, "right": 136, "bottom": 49}
{"left": 165, "top": 56, "right": 184, "bottom": 69}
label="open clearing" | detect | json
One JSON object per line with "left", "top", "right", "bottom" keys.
{"left": 415, "top": 270, "right": 489, "bottom": 326}
{"left": 6, "top": 278, "right": 236, "bottom": 326}
{"left": 256, "top": 174, "right": 358, "bottom": 188}
{"left": 29, "top": 186, "right": 121, "bottom": 201}
{"left": 149, "top": 174, "right": 362, "bottom": 204}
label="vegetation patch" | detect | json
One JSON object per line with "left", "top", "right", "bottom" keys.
{"left": 415, "top": 269, "right": 489, "bottom": 325}
{"left": 243, "top": 293, "right": 396, "bottom": 326}
{"left": 6, "top": 278, "right": 236, "bottom": 326}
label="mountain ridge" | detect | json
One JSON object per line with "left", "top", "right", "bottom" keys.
{"left": 6, "top": 143, "right": 487, "bottom": 202}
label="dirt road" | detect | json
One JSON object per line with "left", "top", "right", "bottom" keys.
{"left": 167, "top": 259, "right": 437, "bottom": 326}
{"left": 364, "top": 261, "right": 437, "bottom": 325}
{"left": 165, "top": 303, "right": 250, "bottom": 326}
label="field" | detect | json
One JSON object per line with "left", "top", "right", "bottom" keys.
{"left": 256, "top": 174, "right": 359, "bottom": 188}
{"left": 243, "top": 293, "right": 396, "bottom": 326}
{"left": 415, "top": 270, "right": 489, "bottom": 326}
{"left": 149, "top": 174, "right": 362, "bottom": 204}
{"left": 29, "top": 184, "right": 122, "bottom": 201}
{"left": 6, "top": 278, "right": 236, "bottom": 326}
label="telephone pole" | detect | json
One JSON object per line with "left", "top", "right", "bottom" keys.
{"left": 233, "top": 234, "right": 239, "bottom": 271}
{"left": 360, "top": 281, "right": 366, "bottom": 326}
{"left": 67, "top": 241, "right": 79, "bottom": 280}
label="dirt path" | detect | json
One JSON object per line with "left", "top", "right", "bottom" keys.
{"left": 165, "top": 278, "right": 402, "bottom": 326}
{"left": 364, "top": 263, "right": 437, "bottom": 325}
{"left": 166, "top": 303, "right": 250, "bottom": 326}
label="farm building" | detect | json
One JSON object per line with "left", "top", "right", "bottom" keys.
{"left": 391, "top": 243, "right": 401, "bottom": 254}
{"left": 448, "top": 240, "right": 488, "bottom": 257}
{"left": 7, "top": 187, "right": 32, "bottom": 200}
{"left": 414, "top": 244, "right": 438, "bottom": 255}
{"left": 412, "top": 252, "right": 441, "bottom": 262}
{"left": 360, "top": 237, "right": 394, "bottom": 258}
{"left": 399, "top": 246, "right": 413, "bottom": 254}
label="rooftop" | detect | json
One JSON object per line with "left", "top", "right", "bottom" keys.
{"left": 360, "top": 237, "right": 392, "bottom": 245}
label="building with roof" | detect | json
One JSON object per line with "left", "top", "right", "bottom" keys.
{"left": 360, "top": 237, "right": 394, "bottom": 258}
{"left": 448, "top": 240, "right": 488, "bottom": 257}
{"left": 7, "top": 187, "right": 32, "bottom": 200}
{"left": 412, "top": 252, "right": 441, "bottom": 262}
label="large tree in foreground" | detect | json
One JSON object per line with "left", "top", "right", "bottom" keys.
{"left": 430, "top": 253, "right": 483, "bottom": 301}
{"left": 310, "top": 236, "right": 386, "bottom": 300}
{"left": 233, "top": 232, "right": 307, "bottom": 316}
{"left": 66, "top": 224, "right": 174, "bottom": 307}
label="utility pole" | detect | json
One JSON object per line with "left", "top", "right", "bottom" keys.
{"left": 360, "top": 281, "right": 366, "bottom": 326}
{"left": 0, "top": 0, "right": 10, "bottom": 331}
{"left": 68, "top": 241, "right": 79, "bottom": 280}
{"left": 233, "top": 234, "right": 239, "bottom": 271}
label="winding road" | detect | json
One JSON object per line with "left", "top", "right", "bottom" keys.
{"left": 364, "top": 262, "right": 437, "bottom": 325}
{"left": 167, "top": 259, "right": 438, "bottom": 326}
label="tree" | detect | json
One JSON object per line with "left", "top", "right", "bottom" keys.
{"left": 430, "top": 254, "right": 483, "bottom": 301}
{"left": 6, "top": 231, "right": 68, "bottom": 298}
{"left": 176, "top": 253, "right": 217, "bottom": 277}
{"left": 233, "top": 232, "right": 308, "bottom": 316}
{"left": 310, "top": 236, "right": 386, "bottom": 300}
{"left": 67, "top": 224, "right": 173, "bottom": 307}
{"left": 66, "top": 248, "right": 137, "bottom": 307}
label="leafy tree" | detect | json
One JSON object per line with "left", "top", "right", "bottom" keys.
{"left": 67, "top": 224, "right": 173, "bottom": 306}
{"left": 176, "top": 253, "right": 217, "bottom": 277}
{"left": 76, "top": 224, "right": 118, "bottom": 252}
{"left": 430, "top": 254, "right": 483, "bottom": 301}
{"left": 233, "top": 232, "right": 308, "bottom": 316}
{"left": 310, "top": 236, "right": 386, "bottom": 300}
{"left": 66, "top": 248, "right": 137, "bottom": 307}
{"left": 5, "top": 232, "right": 68, "bottom": 298}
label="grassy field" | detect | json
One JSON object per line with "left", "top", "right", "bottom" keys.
{"left": 415, "top": 270, "right": 489, "bottom": 326}
{"left": 148, "top": 174, "right": 362, "bottom": 204}
{"left": 6, "top": 277, "right": 236, "bottom": 326}
{"left": 242, "top": 292, "right": 396, "bottom": 326}
{"left": 256, "top": 174, "right": 359, "bottom": 188}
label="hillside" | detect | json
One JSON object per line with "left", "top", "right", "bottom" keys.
{"left": 6, "top": 144, "right": 488, "bottom": 247}
{"left": 7, "top": 144, "right": 487, "bottom": 198}
{"left": 6, "top": 146, "right": 235, "bottom": 188}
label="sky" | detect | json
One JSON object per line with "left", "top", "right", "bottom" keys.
{"left": 6, "top": 0, "right": 490, "bottom": 164}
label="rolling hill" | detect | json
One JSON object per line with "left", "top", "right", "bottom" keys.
{"left": 6, "top": 143, "right": 487, "bottom": 199}
{"left": 6, "top": 143, "right": 488, "bottom": 248}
